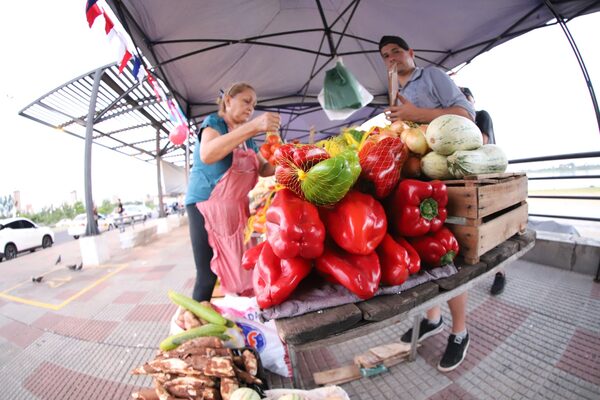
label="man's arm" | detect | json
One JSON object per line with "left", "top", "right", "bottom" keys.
{"left": 386, "top": 95, "right": 473, "bottom": 124}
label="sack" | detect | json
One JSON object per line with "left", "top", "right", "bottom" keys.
{"left": 319, "top": 59, "right": 373, "bottom": 120}
{"left": 212, "top": 296, "right": 292, "bottom": 377}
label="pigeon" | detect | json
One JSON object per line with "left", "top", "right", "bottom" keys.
{"left": 67, "top": 264, "right": 77, "bottom": 271}
{"left": 55, "top": 255, "right": 61, "bottom": 265}
{"left": 32, "top": 276, "right": 43, "bottom": 283}
{"left": 76, "top": 262, "right": 83, "bottom": 271}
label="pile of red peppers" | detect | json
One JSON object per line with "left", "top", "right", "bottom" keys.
{"left": 243, "top": 139, "right": 460, "bottom": 309}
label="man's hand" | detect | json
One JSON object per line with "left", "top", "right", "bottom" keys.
{"left": 384, "top": 95, "right": 421, "bottom": 122}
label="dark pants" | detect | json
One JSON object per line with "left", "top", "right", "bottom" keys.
{"left": 186, "top": 204, "right": 217, "bottom": 301}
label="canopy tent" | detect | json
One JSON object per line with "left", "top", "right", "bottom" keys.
{"left": 106, "top": 0, "right": 600, "bottom": 143}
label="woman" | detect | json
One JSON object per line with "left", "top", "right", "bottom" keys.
{"left": 185, "top": 82, "right": 279, "bottom": 301}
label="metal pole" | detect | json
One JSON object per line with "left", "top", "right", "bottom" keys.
{"left": 185, "top": 104, "right": 191, "bottom": 186}
{"left": 156, "top": 127, "right": 165, "bottom": 218}
{"left": 544, "top": 0, "right": 600, "bottom": 134}
{"left": 84, "top": 68, "right": 104, "bottom": 236}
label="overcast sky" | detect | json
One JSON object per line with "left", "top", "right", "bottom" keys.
{"left": 0, "top": 2, "right": 598, "bottom": 211}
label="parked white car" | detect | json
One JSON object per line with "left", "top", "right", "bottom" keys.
{"left": 112, "top": 205, "right": 151, "bottom": 225}
{"left": 68, "top": 213, "right": 115, "bottom": 239}
{"left": 0, "top": 217, "right": 55, "bottom": 261}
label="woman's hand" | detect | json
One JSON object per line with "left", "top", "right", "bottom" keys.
{"left": 251, "top": 112, "right": 281, "bottom": 134}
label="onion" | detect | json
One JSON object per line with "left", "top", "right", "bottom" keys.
{"left": 400, "top": 127, "right": 429, "bottom": 155}
{"left": 390, "top": 120, "right": 409, "bottom": 133}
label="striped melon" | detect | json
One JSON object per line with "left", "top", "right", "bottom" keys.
{"left": 447, "top": 145, "right": 508, "bottom": 178}
{"left": 425, "top": 115, "right": 482, "bottom": 155}
{"left": 420, "top": 151, "right": 452, "bottom": 180}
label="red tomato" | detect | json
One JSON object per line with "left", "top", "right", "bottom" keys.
{"left": 260, "top": 143, "right": 271, "bottom": 159}
{"left": 267, "top": 135, "right": 280, "bottom": 145}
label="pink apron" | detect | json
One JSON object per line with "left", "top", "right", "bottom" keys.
{"left": 196, "top": 145, "right": 259, "bottom": 296}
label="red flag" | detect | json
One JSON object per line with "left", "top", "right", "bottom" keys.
{"left": 118, "top": 50, "right": 132, "bottom": 73}
{"left": 104, "top": 13, "right": 114, "bottom": 35}
{"left": 86, "top": 0, "right": 102, "bottom": 28}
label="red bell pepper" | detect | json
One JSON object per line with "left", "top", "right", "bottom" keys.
{"left": 320, "top": 191, "right": 387, "bottom": 255}
{"left": 358, "top": 136, "right": 408, "bottom": 199}
{"left": 389, "top": 179, "right": 448, "bottom": 237}
{"left": 266, "top": 189, "right": 325, "bottom": 259}
{"left": 376, "top": 234, "right": 409, "bottom": 286}
{"left": 274, "top": 144, "right": 329, "bottom": 197}
{"left": 241, "top": 241, "right": 265, "bottom": 271}
{"left": 409, "top": 227, "right": 459, "bottom": 267}
{"left": 253, "top": 241, "right": 312, "bottom": 309}
{"left": 315, "top": 242, "right": 381, "bottom": 299}
{"left": 394, "top": 236, "right": 421, "bottom": 274}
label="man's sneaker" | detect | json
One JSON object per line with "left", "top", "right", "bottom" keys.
{"left": 490, "top": 272, "right": 506, "bottom": 295}
{"left": 438, "top": 333, "right": 470, "bottom": 372}
{"left": 400, "top": 317, "right": 444, "bottom": 343}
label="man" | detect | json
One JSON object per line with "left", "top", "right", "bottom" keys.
{"left": 460, "top": 87, "right": 505, "bottom": 295}
{"left": 460, "top": 87, "right": 496, "bottom": 145}
{"left": 379, "top": 35, "right": 475, "bottom": 373}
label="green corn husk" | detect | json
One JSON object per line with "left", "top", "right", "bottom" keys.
{"left": 300, "top": 149, "right": 361, "bottom": 206}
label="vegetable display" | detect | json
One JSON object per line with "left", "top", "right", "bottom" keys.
{"left": 409, "top": 226, "right": 460, "bottom": 267}
{"left": 447, "top": 144, "right": 508, "bottom": 178}
{"left": 265, "top": 188, "right": 325, "bottom": 260}
{"left": 241, "top": 117, "right": 517, "bottom": 308}
{"left": 320, "top": 191, "right": 387, "bottom": 255}
{"left": 389, "top": 179, "right": 448, "bottom": 237}
{"left": 315, "top": 242, "right": 381, "bottom": 299}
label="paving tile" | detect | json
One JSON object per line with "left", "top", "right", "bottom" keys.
{"left": 556, "top": 328, "right": 600, "bottom": 385}
{"left": 75, "top": 281, "right": 111, "bottom": 302}
{"left": 591, "top": 283, "right": 600, "bottom": 300}
{"left": 0, "top": 320, "right": 44, "bottom": 348}
{"left": 427, "top": 382, "right": 476, "bottom": 400}
{"left": 124, "top": 303, "right": 176, "bottom": 322}
{"left": 23, "top": 361, "right": 138, "bottom": 400}
{"left": 113, "top": 291, "right": 147, "bottom": 304}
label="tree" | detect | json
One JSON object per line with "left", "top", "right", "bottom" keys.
{"left": 0, "top": 195, "right": 14, "bottom": 218}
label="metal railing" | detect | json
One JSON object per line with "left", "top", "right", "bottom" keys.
{"left": 508, "top": 150, "right": 600, "bottom": 280}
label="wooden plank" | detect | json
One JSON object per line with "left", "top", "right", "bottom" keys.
{"left": 275, "top": 303, "right": 363, "bottom": 346}
{"left": 369, "top": 342, "right": 411, "bottom": 359}
{"left": 447, "top": 203, "right": 528, "bottom": 265}
{"left": 476, "top": 175, "right": 528, "bottom": 219}
{"left": 477, "top": 203, "right": 528, "bottom": 255}
{"left": 357, "top": 291, "right": 415, "bottom": 322}
{"left": 446, "top": 185, "right": 479, "bottom": 219}
{"left": 313, "top": 365, "right": 361, "bottom": 385}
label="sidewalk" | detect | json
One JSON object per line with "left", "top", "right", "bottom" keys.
{"left": 0, "top": 222, "right": 598, "bottom": 399}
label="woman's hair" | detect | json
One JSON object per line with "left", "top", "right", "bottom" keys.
{"left": 217, "top": 82, "right": 255, "bottom": 115}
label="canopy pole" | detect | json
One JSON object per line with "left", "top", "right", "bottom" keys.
{"left": 84, "top": 67, "right": 104, "bottom": 236}
{"left": 156, "top": 127, "right": 165, "bottom": 218}
{"left": 544, "top": 0, "right": 600, "bottom": 133}
{"left": 185, "top": 104, "right": 191, "bottom": 186}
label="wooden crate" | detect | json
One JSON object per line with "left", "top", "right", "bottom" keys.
{"left": 443, "top": 172, "right": 528, "bottom": 264}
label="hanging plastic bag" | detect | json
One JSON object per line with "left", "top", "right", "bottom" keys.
{"left": 319, "top": 59, "right": 373, "bottom": 121}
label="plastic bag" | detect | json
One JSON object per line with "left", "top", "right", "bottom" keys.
{"left": 319, "top": 60, "right": 373, "bottom": 121}
{"left": 212, "top": 296, "right": 292, "bottom": 377}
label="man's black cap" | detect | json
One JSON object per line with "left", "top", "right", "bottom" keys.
{"left": 379, "top": 35, "right": 410, "bottom": 51}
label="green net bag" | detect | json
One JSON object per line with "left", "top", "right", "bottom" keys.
{"left": 300, "top": 149, "right": 362, "bottom": 206}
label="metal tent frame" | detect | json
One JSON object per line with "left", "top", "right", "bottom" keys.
{"left": 107, "top": 0, "right": 600, "bottom": 141}
{"left": 19, "top": 62, "right": 194, "bottom": 234}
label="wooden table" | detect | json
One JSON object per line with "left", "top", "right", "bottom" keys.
{"left": 274, "top": 230, "right": 536, "bottom": 388}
